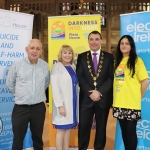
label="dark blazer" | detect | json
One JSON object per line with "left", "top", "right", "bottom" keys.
{"left": 76, "top": 50, "right": 114, "bottom": 108}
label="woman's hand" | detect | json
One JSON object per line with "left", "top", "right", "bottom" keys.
{"left": 59, "top": 106, "right": 66, "bottom": 116}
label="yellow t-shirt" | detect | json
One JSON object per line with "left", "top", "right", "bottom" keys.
{"left": 113, "top": 57, "right": 148, "bottom": 110}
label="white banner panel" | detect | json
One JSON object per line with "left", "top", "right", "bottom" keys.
{"left": 0, "top": 9, "right": 34, "bottom": 150}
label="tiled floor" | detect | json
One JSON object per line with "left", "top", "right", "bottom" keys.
{"left": 43, "top": 105, "right": 116, "bottom": 150}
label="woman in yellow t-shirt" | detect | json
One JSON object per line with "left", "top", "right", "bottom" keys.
{"left": 113, "top": 35, "right": 149, "bottom": 150}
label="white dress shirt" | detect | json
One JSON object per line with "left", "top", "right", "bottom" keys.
{"left": 90, "top": 49, "right": 101, "bottom": 64}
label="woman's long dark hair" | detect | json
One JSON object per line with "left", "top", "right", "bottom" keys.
{"left": 115, "top": 35, "right": 137, "bottom": 77}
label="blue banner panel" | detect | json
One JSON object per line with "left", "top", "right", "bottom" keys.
{"left": 115, "top": 11, "right": 150, "bottom": 150}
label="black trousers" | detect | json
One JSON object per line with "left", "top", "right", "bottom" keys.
{"left": 78, "top": 102, "right": 110, "bottom": 150}
{"left": 11, "top": 102, "right": 46, "bottom": 150}
{"left": 119, "top": 119, "right": 138, "bottom": 150}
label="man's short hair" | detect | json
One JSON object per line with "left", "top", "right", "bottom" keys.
{"left": 88, "top": 30, "right": 102, "bottom": 40}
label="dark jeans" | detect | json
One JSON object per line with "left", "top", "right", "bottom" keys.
{"left": 12, "top": 102, "right": 46, "bottom": 150}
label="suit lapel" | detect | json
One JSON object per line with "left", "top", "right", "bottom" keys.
{"left": 97, "top": 50, "right": 105, "bottom": 79}
{"left": 86, "top": 50, "right": 105, "bottom": 77}
{"left": 97, "top": 51, "right": 101, "bottom": 67}
{"left": 85, "top": 50, "right": 105, "bottom": 89}
{"left": 87, "top": 51, "right": 96, "bottom": 75}
{"left": 97, "top": 50, "right": 104, "bottom": 69}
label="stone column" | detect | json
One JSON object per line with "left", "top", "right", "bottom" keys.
{"left": 0, "top": 0, "right": 5, "bottom": 9}
{"left": 106, "top": 0, "right": 112, "bottom": 53}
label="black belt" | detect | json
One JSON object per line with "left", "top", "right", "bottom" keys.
{"left": 16, "top": 102, "right": 43, "bottom": 107}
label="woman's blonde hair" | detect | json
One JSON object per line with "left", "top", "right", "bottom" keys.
{"left": 58, "top": 44, "right": 74, "bottom": 64}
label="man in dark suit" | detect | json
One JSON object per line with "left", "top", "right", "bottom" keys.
{"left": 76, "top": 30, "right": 114, "bottom": 150}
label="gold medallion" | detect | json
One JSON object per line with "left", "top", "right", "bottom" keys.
{"left": 94, "top": 82, "right": 97, "bottom": 86}
{"left": 93, "top": 77, "right": 96, "bottom": 81}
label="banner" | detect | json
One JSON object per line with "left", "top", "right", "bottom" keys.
{"left": 0, "top": 9, "right": 34, "bottom": 150}
{"left": 48, "top": 15, "right": 101, "bottom": 149}
{"left": 114, "top": 11, "right": 150, "bottom": 150}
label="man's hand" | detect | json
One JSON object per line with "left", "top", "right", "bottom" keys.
{"left": 59, "top": 106, "right": 66, "bottom": 116}
{"left": 89, "top": 90, "right": 101, "bottom": 101}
